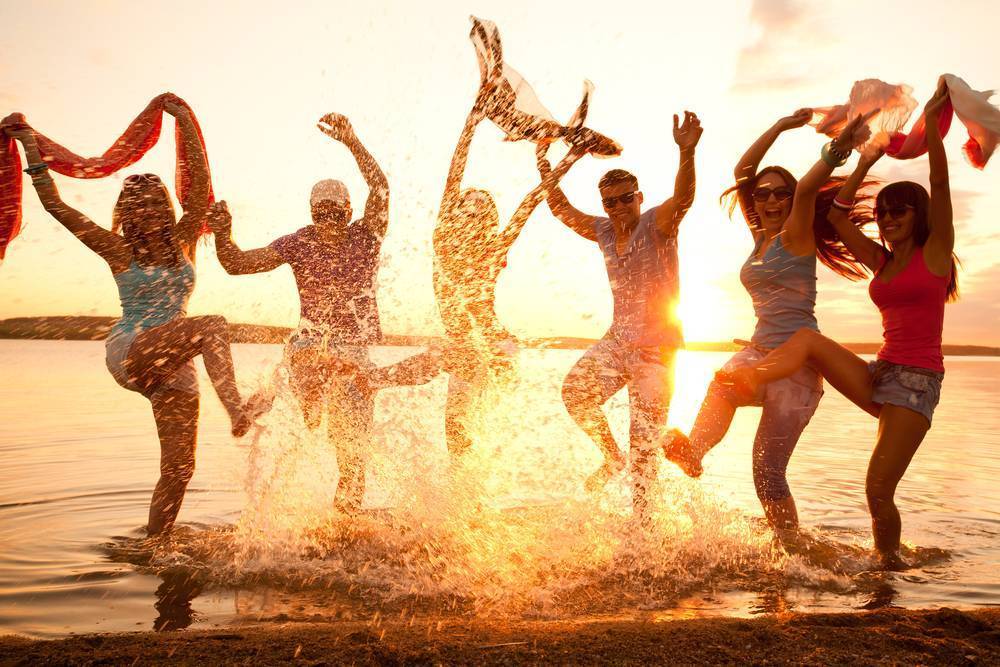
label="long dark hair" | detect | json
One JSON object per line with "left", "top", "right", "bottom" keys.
{"left": 111, "top": 177, "right": 182, "bottom": 267}
{"left": 722, "top": 166, "right": 874, "bottom": 280}
{"left": 875, "top": 181, "right": 960, "bottom": 301}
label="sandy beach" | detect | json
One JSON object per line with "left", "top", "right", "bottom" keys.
{"left": 2, "top": 607, "right": 999, "bottom": 665}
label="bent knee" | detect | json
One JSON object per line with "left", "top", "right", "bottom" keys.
{"left": 162, "top": 459, "right": 195, "bottom": 484}
{"left": 865, "top": 477, "right": 894, "bottom": 506}
{"left": 196, "top": 315, "right": 229, "bottom": 334}
{"left": 561, "top": 375, "right": 594, "bottom": 409}
{"left": 753, "top": 466, "right": 791, "bottom": 502}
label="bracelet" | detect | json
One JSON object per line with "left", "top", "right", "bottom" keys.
{"left": 821, "top": 142, "right": 850, "bottom": 168}
{"left": 23, "top": 163, "right": 49, "bottom": 175}
{"left": 831, "top": 196, "right": 854, "bottom": 211}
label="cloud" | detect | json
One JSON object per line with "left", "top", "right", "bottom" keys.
{"left": 730, "top": 0, "right": 835, "bottom": 93}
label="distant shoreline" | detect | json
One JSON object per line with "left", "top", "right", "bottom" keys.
{"left": 2, "top": 316, "right": 999, "bottom": 356}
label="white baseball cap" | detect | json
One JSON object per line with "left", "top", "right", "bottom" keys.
{"left": 310, "top": 179, "right": 350, "bottom": 207}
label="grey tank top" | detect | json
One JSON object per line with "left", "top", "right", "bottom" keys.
{"left": 739, "top": 233, "right": 818, "bottom": 349}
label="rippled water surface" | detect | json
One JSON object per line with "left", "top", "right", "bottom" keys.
{"left": 2, "top": 340, "right": 999, "bottom": 638}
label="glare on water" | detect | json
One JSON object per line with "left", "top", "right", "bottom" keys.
{"left": 2, "top": 340, "right": 1000, "bottom": 638}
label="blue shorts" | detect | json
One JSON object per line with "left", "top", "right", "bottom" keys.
{"left": 868, "top": 359, "right": 944, "bottom": 426}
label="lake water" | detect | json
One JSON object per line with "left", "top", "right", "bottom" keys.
{"left": 2, "top": 340, "right": 999, "bottom": 638}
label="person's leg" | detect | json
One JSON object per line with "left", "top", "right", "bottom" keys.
{"left": 866, "top": 404, "right": 930, "bottom": 569}
{"left": 665, "top": 349, "right": 762, "bottom": 477}
{"left": 328, "top": 375, "right": 375, "bottom": 514}
{"left": 146, "top": 388, "right": 200, "bottom": 536}
{"left": 289, "top": 348, "right": 331, "bottom": 431}
{"left": 723, "top": 329, "right": 879, "bottom": 416}
{"left": 751, "top": 376, "right": 821, "bottom": 535}
{"left": 364, "top": 348, "right": 443, "bottom": 391}
{"left": 125, "top": 316, "right": 250, "bottom": 435}
{"left": 445, "top": 372, "right": 476, "bottom": 458}
{"left": 562, "top": 337, "right": 628, "bottom": 490}
{"left": 627, "top": 347, "right": 676, "bottom": 518}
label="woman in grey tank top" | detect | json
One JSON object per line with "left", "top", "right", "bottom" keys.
{"left": 663, "top": 110, "right": 875, "bottom": 539}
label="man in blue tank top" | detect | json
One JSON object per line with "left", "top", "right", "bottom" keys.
{"left": 537, "top": 111, "right": 703, "bottom": 516}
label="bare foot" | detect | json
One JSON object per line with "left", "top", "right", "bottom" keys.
{"left": 231, "top": 391, "right": 273, "bottom": 438}
{"left": 877, "top": 550, "right": 911, "bottom": 571}
{"left": 714, "top": 366, "right": 758, "bottom": 401}
{"left": 662, "top": 428, "right": 703, "bottom": 478}
{"left": 584, "top": 456, "right": 625, "bottom": 493}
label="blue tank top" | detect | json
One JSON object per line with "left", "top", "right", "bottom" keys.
{"left": 593, "top": 206, "right": 683, "bottom": 348}
{"left": 740, "top": 233, "right": 818, "bottom": 349}
{"left": 109, "top": 257, "right": 195, "bottom": 340}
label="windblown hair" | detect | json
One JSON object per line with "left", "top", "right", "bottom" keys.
{"left": 598, "top": 169, "right": 638, "bottom": 192}
{"left": 721, "top": 166, "right": 874, "bottom": 281}
{"left": 111, "top": 177, "right": 182, "bottom": 266}
{"left": 875, "top": 181, "right": 960, "bottom": 301}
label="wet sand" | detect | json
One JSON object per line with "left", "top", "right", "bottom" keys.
{"left": 3, "top": 607, "right": 999, "bottom": 665}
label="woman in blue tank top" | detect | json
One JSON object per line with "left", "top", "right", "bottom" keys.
{"left": 6, "top": 97, "right": 259, "bottom": 536}
{"left": 663, "top": 110, "right": 876, "bottom": 538}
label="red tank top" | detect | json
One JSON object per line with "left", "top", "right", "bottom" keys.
{"left": 868, "top": 248, "right": 949, "bottom": 372}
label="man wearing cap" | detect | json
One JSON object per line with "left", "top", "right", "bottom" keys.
{"left": 210, "top": 112, "right": 420, "bottom": 513}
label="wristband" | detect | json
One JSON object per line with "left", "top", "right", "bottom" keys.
{"left": 23, "top": 163, "right": 49, "bottom": 175}
{"left": 831, "top": 197, "right": 854, "bottom": 211}
{"left": 821, "top": 142, "right": 850, "bottom": 168}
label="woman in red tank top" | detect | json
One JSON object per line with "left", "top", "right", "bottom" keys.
{"left": 718, "top": 80, "right": 960, "bottom": 570}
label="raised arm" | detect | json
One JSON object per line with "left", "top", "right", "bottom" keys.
{"left": 492, "top": 146, "right": 588, "bottom": 260}
{"left": 783, "top": 109, "right": 878, "bottom": 256}
{"left": 732, "top": 109, "right": 813, "bottom": 229}
{"left": 317, "top": 113, "right": 389, "bottom": 239}
{"left": 535, "top": 144, "right": 598, "bottom": 242}
{"left": 653, "top": 111, "right": 703, "bottom": 236}
{"left": 827, "top": 149, "right": 886, "bottom": 271}
{"left": 206, "top": 201, "right": 286, "bottom": 275}
{"left": 3, "top": 120, "right": 129, "bottom": 271}
{"left": 163, "top": 96, "right": 211, "bottom": 250}
{"left": 922, "top": 79, "right": 954, "bottom": 275}
{"left": 440, "top": 87, "right": 491, "bottom": 220}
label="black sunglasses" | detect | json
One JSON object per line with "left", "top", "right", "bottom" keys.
{"left": 752, "top": 187, "right": 794, "bottom": 203}
{"left": 601, "top": 191, "right": 638, "bottom": 208}
{"left": 124, "top": 173, "right": 162, "bottom": 185}
{"left": 875, "top": 204, "right": 914, "bottom": 220}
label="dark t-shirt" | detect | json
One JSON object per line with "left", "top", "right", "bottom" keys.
{"left": 270, "top": 222, "right": 383, "bottom": 345}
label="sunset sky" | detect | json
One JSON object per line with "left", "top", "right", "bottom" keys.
{"left": 2, "top": 0, "right": 999, "bottom": 344}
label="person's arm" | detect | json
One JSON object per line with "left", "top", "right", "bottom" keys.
{"left": 439, "top": 86, "right": 491, "bottom": 221}
{"left": 492, "top": 147, "right": 588, "bottom": 260}
{"left": 827, "top": 150, "right": 886, "bottom": 271}
{"left": 535, "top": 145, "right": 598, "bottom": 242}
{"left": 732, "top": 108, "right": 813, "bottom": 229}
{"left": 3, "top": 121, "right": 130, "bottom": 270}
{"left": 783, "top": 109, "right": 879, "bottom": 256}
{"left": 163, "top": 96, "right": 211, "bottom": 250}
{"left": 653, "top": 111, "right": 703, "bottom": 236}
{"left": 317, "top": 113, "right": 389, "bottom": 239}
{"left": 921, "top": 79, "right": 954, "bottom": 275}
{"left": 206, "top": 201, "right": 286, "bottom": 275}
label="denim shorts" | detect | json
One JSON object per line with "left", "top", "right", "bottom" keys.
{"left": 868, "top": 359, "right": 944, "bottom": 425}
{"left": 710, "top": 345, "right": 824, "bottom": 502}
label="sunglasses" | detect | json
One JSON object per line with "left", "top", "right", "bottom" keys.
{"left": 601, "top": 191, "right": 638, "bottom": 208}
{"left": 875, "top": 204, "right": 915, "bottom": 220}
{"left": 751, "top": 187, "right": 794, "bottom": 203}
{"left": 124, "top": 173, "right": 162, "bottom": 185}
